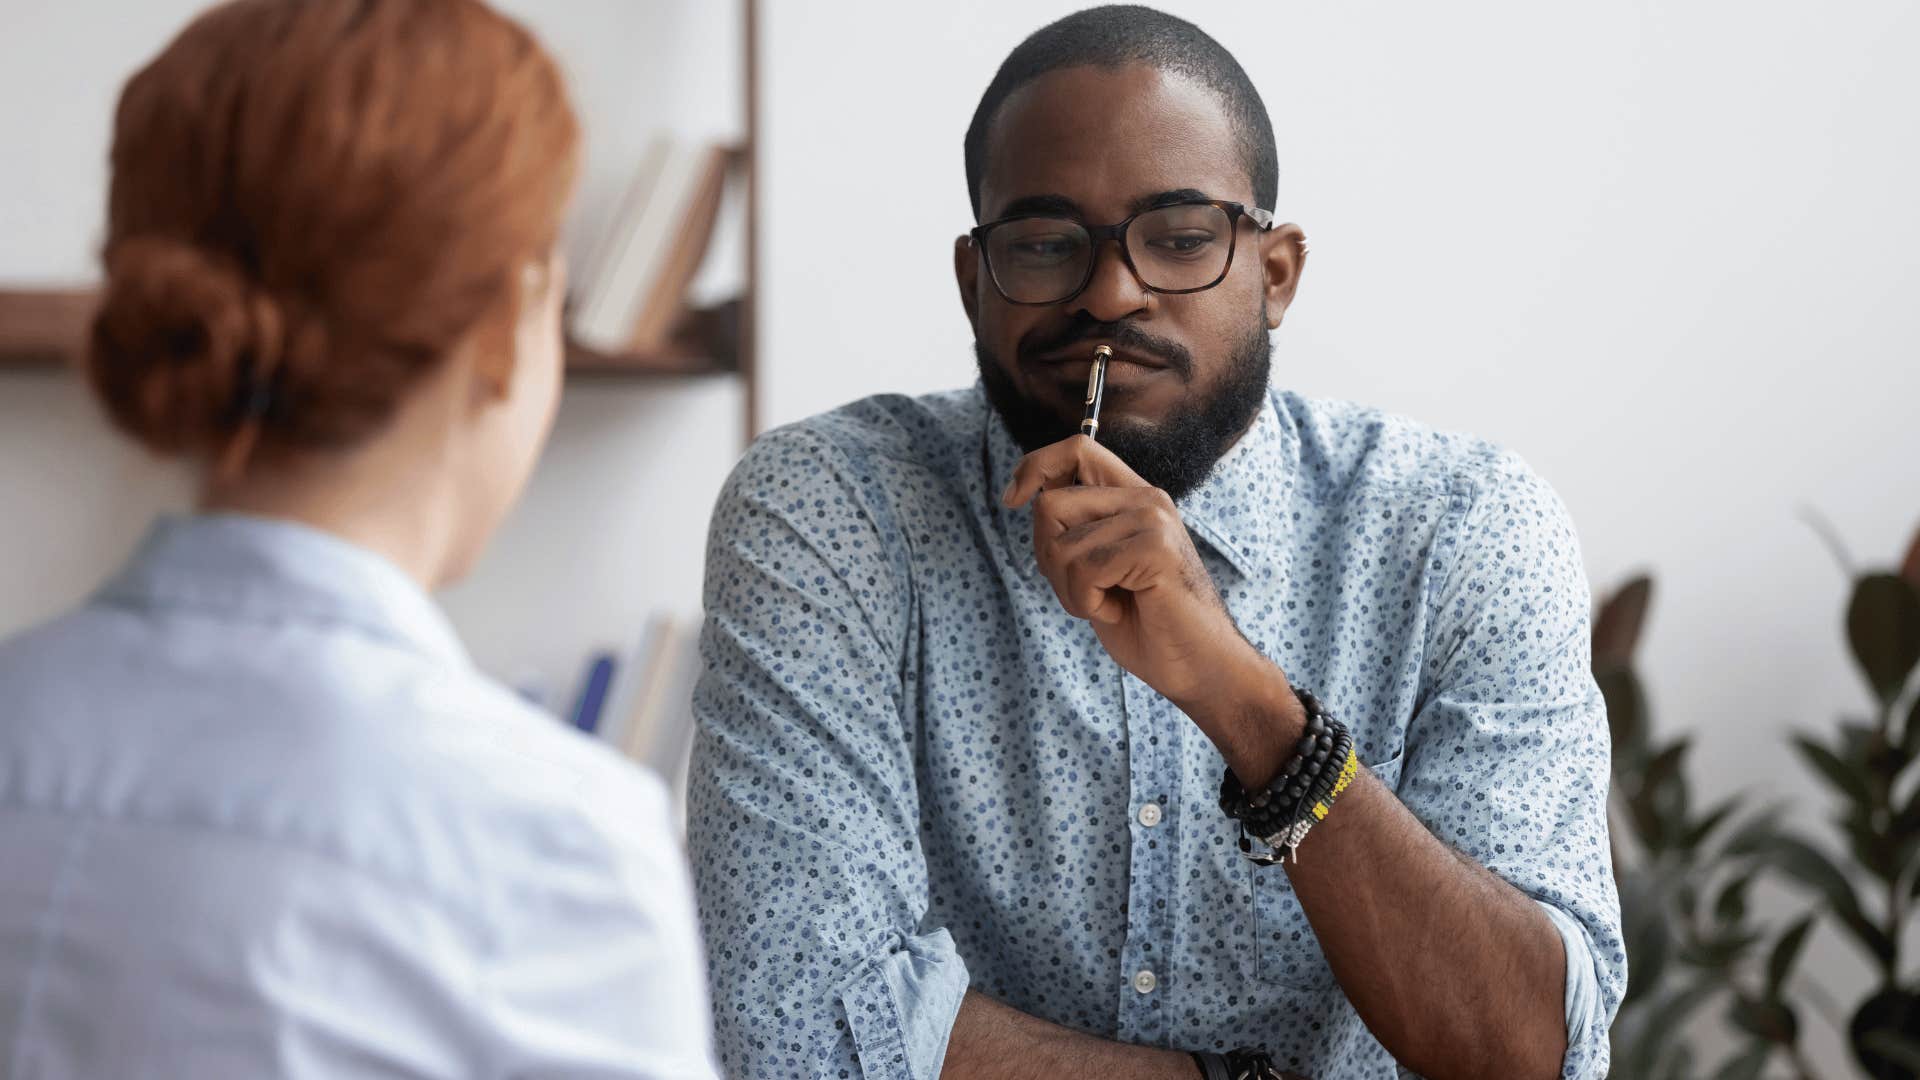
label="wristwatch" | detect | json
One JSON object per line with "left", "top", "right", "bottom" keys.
{"left": 1190, "top": 1047, "right": 1290, "bottom": 1080}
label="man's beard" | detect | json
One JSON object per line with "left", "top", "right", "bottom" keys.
{"left": 975, "top": 315, "right": 1273, "bottom": 502}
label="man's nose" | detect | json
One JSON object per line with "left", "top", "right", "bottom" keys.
{"left": 1071, "top": 240, "right": 1150, "bottom": 324}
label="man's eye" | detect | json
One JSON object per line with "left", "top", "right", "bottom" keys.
{"left": 1147, "top": 231, "right": 1219, "bottom": 255}
{"left": 1008, "top": 237, "right": 1079, "bottom": 261}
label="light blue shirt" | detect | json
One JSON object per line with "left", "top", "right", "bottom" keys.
{"left": 0, "top": 513, "right": 718, "bottom": 1079}
{"left": 688, "top": 386, "right": 1624, "bottom": 1078}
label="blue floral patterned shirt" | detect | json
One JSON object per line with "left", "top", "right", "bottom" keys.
{"left": 688, "top": 385, "right": 1624, "bottom": 1079}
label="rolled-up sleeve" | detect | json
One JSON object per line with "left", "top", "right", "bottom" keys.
{"left": 688, "top": 426, "right": 969, "bottom": 1079}
{"left": 1397, "top": 449, "right": 1626, "bottom": 1079}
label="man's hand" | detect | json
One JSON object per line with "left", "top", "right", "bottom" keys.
{"left": 1002, "top": 435, "right": 1243, "bottom": 705}
{"left": 1002, "top": 436, "right": 1293, "bottom": 766}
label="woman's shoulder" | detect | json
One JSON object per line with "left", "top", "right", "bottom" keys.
{"left": 0, "top": 600, "right": 677, "bottom": 921}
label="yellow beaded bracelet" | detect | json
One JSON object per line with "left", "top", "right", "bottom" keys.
{"left": 1309, "top": 744, "right": 1361, "bottom": 823}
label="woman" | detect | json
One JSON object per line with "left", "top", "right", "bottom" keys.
{"left": 0, "top": 2, "right": 715, "bottom": 1077}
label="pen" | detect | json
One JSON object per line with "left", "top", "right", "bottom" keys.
{"left": 1080, "top": 345, "right": 1111, "bottom": 441}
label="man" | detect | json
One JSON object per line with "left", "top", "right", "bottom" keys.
{"left": 689, "top": 6, "right": 1623, "bottom": 1078}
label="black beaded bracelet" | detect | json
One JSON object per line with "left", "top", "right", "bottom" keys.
{"left": 1220, "top": 687, "right": 1340, "bottom": 821}
{"left": 1191, "top": 1050, "right": 1229, "bottom": 1080}
{"left": 1219, "top": 686, "right": 1354, "bottom": 863}
{"left": 1267, "top": 723, "right": 1346, "bottom": 825}
{"left": 1190, "top": 1047, "right": 1286, "bottom": 1080}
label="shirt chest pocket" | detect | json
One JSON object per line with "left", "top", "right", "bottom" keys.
{"left": 1251, "top": 752, "right": 1405, "bottom": 990}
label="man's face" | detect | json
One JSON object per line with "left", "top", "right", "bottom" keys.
{"left": 956, "top": 62, "right": 1305, "bottom": 499}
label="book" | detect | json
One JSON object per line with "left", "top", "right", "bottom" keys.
{"left": 570, "top": 136, "right": 733, "bottom": 356}
{"left": 600, "top": 612, "right": 677, "bottom": 757}
{"left": 621, "top": 619, "right": 689, "bottom": 766}
{"left": 624, "top": 145, "right": 731, "bottom": 354}
{"left": 566, "top": 651, "right": 619, "bottom": 734}
{"left": 640, "top": 620, "right": 704, "bottom": 783}
{"left": 570, "top": 136, "right": 671, "bottom": 347}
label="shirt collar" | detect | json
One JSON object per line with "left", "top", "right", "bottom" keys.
{"left": 979, "top": 386, "right": 1293, "bottom": 581}
{"left": 95, "top": 512, "right": 470, "bottom": 668}
{"left": 1177, "top": 391, "right": 1293, "bottom": 580}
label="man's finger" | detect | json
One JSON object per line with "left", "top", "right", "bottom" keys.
{"left": 1029, "top": 485, "right": 1169, "bottom": 540}
{"left": 1062, "top": 534, "right": 1151, "bottom": 625}
{"left": 1001, "top": 435, "right": 1150, "bottom": 508}
{"left": 1036, "top": 509, "right": 1166, "bottom": 623}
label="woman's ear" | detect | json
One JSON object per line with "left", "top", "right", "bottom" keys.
{"left": 954, "top": 235, "right": 982, "bottom": 331}
{"left": 476, "top": 254, "right": 562, "bottom": 405}
{"left": 1260, "top": 223, "right": 1308, "bottom": 329}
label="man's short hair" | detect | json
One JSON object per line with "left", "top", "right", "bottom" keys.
{"left": 964, "top": 4, "right": 1279, "bottom": 219}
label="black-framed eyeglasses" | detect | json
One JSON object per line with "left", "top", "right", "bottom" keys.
{"left": 968, "top": 199, "right": 1274, "bottom": 306}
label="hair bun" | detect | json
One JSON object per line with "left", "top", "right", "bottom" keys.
{"left": 88, "top": 235, "right": 287, "bottom": 455}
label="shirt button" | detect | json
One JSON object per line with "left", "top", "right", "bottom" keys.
{"left": 1132, "top": 968, "right": 1158, "bottom": 994}
{"left": 1137, "top": 802, "right": 1162, "bottom": 827}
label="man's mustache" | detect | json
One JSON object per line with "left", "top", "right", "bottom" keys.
{"left": 1019, "top": 318, "right": 1194, "bottom": 380}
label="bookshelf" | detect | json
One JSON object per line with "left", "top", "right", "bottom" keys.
{"left": 0, "top": 289, "right": 95, "bottom": 370}
{"left": 0, "top": 0, "right": 762, "bottom": 437}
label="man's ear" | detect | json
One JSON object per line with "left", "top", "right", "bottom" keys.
{"left": 1259, "top": 223, "right": 1308, "bottom": 329}
{"left": 954, "top": 235, "right": 981, "bottom": 332}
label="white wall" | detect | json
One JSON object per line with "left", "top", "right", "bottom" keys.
{"left": 4, "top": 0, "right": 1919, "bottom": 1071}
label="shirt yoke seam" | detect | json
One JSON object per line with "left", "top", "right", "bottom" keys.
{"left": 6, "top": 813, "right": 96, "bottom": 1079}
{"left": 0, "top": 798, "right": 491, "bottom": 934}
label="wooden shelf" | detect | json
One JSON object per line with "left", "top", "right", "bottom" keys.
{"left": 0, "top": 288, "right": 94, "bottom": 370}
{"left": 565, "top": 339, "right": 734, "bottom": 378}
{"left": 0, "top": 287, "right": 739, "bottom": 380}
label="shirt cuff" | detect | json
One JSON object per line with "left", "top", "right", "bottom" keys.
{"left": 834, "top": 927, "right": 970, "bottom": 1080}
{"left": 1537, "top": 900, "right": 1609, "bottom": 1079}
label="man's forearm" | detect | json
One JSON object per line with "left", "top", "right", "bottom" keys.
{"left": 1286, "top": 771, "right": 1567, "bottom": 1079}
{"left": 1188, "top": 662, "right": 1568, "bottom": 1080}
{"left": 941, "top": 991, "right": 1194, "bottom": 1080}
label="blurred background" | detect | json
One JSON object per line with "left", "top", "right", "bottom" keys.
{"left": 3, "top": 1, "right": 1918, "bottom": 1075}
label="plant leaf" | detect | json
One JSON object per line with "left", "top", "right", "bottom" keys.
{"left": 1655, "top": 1044, "right": 1696, "bottom": 1080}
{"left": 1898, "top": 782, "right": 1920, "bottom": 836}
{"left": 1627, "top": 784, "right": 1665, "bottom": 854}
{"left": 1843, "top": 806, "right": 1899, "bottom": 882}
{"left": 1597, "top": 666, "right": 1647, "bottom": 771}
{"left": 1617, "top": 872, "right": 1670, "bottom": 1005}
{"left": 1709, "top": 1042, "right": 1770, "bottom": 1080}
{"left": 1728, "top": 995, "right": 1798, "bottom": 1045}
{"left": 1626, "top": 738, "right": 1691, "bottom": 853}
{"left": 1678, "top": 927, "right": 1761, "bottom": 968}
{"left": 1635, "top": 980, "right": 1725, "bottom": 1073}
{"left": 1674, "top": 877, "right": 1701, "bottom": 923}
{"left": 1645, "top": 739, "right": 1691, "bottom": 806}
{"left": 1765, "top": 915, "right": 1814, "bottom": 997}
{"left": 1758, "top": 835, "right": 1894, "bottom": 966}
{"left": 1733, "top": 996, "right": 1799, "bottom": 1046}
{"left": 1792, "top": 733, "right": 1874, "bottom": 806}
{"left": 1905, "top": 693, "right": 1920, "bottom": 762}
{"left": 1722, "top": 806, "right": 1785, "bottom": 857}
{"left": 1847, "top": 573, "right": 1920, "bottom": 707}
{"left": 1850, "top": 988, "right": 1920, "bottom": 1077}
{"left": 1839, "top": 719, "right": 1877, "bottom": 768}
{"left": 1900, "top": 522, "right": 1920, "bottom": 594}
{"left": 1712, "top": 873, "right": 1751, "bottom": 925}
{"left": 1709, "top": 1047, "right": 1767, "bottom": 1080}
{"left": 1686, "top": 796, "right": 1742, "bottom": 851}
{"left": 1861, "top": 1030, "right": 1920, "bottom": 1072}
{"left": 1593, "top": 576, "right": 1653, "bottom": 668}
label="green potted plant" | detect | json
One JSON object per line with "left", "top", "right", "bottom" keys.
{"left": 1763, "top": 524, "right": 1920, "bottom": 1078}
{"left": 1599, "top": 524, "right": 1920, "bottom": 1078}
{"left": 1597, "top": 576, "right": 1816, "bottom": 1079}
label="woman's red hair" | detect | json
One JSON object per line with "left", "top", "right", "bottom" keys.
{"left": 89, "top": 0, "right": 580, "bottom": 475}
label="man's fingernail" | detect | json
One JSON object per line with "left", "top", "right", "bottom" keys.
{"left": 1001, "top": 478, "right": 1017, "bottom": 505}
